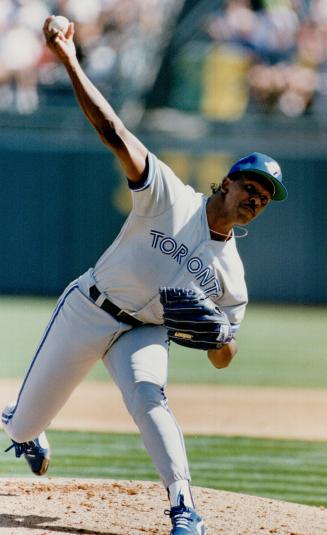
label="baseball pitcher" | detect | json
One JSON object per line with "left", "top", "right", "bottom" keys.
{"left": 1, "top": 16, "right": 287, "bottom": 535}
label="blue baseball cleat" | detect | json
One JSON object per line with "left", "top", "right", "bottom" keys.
{"left": 166, "top": 495, "right": 206, "bottom": 534}
{"left": 5, "top": 432, "right": 50, "bottom": 476}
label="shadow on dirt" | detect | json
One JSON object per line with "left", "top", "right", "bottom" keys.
{"left": 0, "top": 514, "right": 119, "bottom": 534}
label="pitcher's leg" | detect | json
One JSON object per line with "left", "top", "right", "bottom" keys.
{"left": 2, "top": 285, "right": 117, "bottom": 443}
{"left": 104, "top": 325, "right": 191, "bottom": 490}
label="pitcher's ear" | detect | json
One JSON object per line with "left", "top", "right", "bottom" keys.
{"left": 221, "top": 177, "right": 231, "bottom": 194}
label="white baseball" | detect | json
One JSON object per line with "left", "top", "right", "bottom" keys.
{"left": 49, "top": 16, "right": 70, "bottom": 34}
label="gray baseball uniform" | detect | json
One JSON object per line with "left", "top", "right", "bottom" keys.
{"left": 2, "top": 151, "right": 247, "bottom": 489}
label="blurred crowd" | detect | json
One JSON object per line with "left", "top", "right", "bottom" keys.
{"left": 0, "top": 0, "right": 181, "bottom": 115}
{"left": 206, "top": 0, "right": 327, "bottom": 117}
{"left": 1, "top": 0, "right": 327, "bottom": 119}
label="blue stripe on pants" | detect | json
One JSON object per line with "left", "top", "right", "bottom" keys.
{"left": 2, "top": 282, "right": 79, "bottom": 424}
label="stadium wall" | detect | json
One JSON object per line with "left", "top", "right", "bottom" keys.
{"left": 0, "top": 120, "right": 326, "bottom": 303}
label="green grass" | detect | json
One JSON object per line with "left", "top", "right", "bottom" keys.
{"left": 167, "top": 303, "right": 327, "bottom": 387}
{"left": 1, "top": 298, "right": 326, "bottom": 508}
{"left": 0, "top": 297, "right": 326, "bottom": 387}
{"left": 1, "top": 430, "right": 327, "bottom": 507}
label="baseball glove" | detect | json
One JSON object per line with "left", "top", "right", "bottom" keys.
{"left": 159, "top": 287, "right": 233, "bottom": 350}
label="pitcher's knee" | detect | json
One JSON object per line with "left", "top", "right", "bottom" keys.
{"left": 128, "top": 381, "right": 167, "bottom": 420}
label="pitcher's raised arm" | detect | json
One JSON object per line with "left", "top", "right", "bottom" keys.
{"left": 43, "top": 16, "right": 148, "bottom": 183}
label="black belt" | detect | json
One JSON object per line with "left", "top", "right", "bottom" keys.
{"left": 89, "top": 285, "right": 143, "bottom": 327}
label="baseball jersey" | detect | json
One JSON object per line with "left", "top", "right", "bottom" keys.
{"left": 92, "top": 152, "right": 248, "bottom": 328}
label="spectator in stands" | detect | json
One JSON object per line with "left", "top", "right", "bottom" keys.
{"left": 0, "top": 0, "right": 180, "bottom": 116}
{"left": 0, "top": 0, "right": 49, "bottom": 114}
{"left": 206, "top": 0, "right": 327, "bottom": 117}
{"left": 2, "top": 0, "right": 327, "bottom": 119}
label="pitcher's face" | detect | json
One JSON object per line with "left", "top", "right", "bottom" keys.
{"left": 223, "top": 176, "right": 272, "bottom": 224}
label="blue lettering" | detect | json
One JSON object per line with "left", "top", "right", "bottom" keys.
{"left": 172, "top": 244, "right": 189, "bottom": 264}
{"left": 195, "top": 267, "right": 215, "bottom": 287}
{"left": 203, "top": 280, "right": 221, "bottom": 297}
{"left": 150, "top": 229, "right": 165, "bottom": 248}
{"left": 150, "top": 230, "right": 221, "bottom": 295}
{"left": 187, "top": 257, "right": 202, "bottom": 274}
{"left": 160, "top": 237, "right": 177, "bottom": 254}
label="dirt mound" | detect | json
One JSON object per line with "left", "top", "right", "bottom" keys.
{"left": 0, "top": 478, "right": 326, "bottom": 534}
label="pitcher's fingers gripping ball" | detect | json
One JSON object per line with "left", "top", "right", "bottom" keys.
{"left": 48, "top": 15, "right": 70, "bottom": 34}
{"left": 159, "top": 287, "right": 233, "bottom": 350}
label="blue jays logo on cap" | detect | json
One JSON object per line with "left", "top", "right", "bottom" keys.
{"left": 228, "top": 152, "right": 288, "bottom": 201}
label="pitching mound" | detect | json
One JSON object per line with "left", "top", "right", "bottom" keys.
{"left": 0, "top": 478, "right": 326, "bottom": 534}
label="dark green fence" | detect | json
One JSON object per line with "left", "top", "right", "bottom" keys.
{"left": 0, "top": 115, "right": 326, "bottom": 303}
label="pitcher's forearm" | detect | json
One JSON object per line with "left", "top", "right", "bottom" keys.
{"left": 64, "top": 57, "right": 124, "bottom": 141}
{"left": 43, "top": 17, "right": 147, "bottom": 180}
{"left": 63, "top": 56, "right": 147, "bottom": 180}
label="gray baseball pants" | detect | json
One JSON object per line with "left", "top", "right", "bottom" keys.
{"left": 1, "top": 272, "right": 190, "bottom": 488}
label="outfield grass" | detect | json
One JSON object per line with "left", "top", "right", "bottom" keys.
{"left": 1, "top": 430, "right": 327, "bottom": 507}
{"left": 1, "top": 298, "right": 326, "bottom": 509}
{"left": 0, "top": 297, "right": 326, "bottom": 387}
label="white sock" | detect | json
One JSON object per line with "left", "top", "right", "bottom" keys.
{"left": 168, "top": 480, "right": 194, "bottom": 508}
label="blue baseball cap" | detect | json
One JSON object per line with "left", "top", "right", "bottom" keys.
{"left": 228, "top": 152, "right": 288, "bottom": 201}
